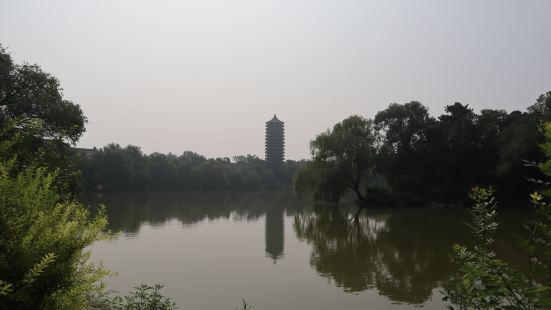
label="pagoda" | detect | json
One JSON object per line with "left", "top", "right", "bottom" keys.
{"left": 265, "top": 115, "right": 285, "bottom": 165}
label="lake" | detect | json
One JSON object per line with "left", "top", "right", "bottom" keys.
{"left": 84, "top": 191, "right": 529, "bottom": 310}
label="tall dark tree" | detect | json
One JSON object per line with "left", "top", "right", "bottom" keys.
{"left": 435, "top": 102, "right": 481, "bottom": 201}
{"left": 374, "top": 101, "right": 436, "bottom": 202}
{"left": 0, "top": 45, "right": 86, "bottom": 193}
{"left": 475, "top": 109, "right": 509, "bottom": 184}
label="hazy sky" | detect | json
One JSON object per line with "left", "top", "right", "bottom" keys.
{"left": 1, "top": 0, "right": 550, "bottom": 159}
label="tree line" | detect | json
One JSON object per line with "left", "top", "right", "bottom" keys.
{"left": 79, "top": 146, "right": 304, "bottom": 192}
{"left": 295, "top": 93, "right": 551, "bottom": 206}
{"left": 2, "top": 35, "right": 549, "bottom": 204}
{"left": 0, "top": 43, "right": 303, "bottom": 194}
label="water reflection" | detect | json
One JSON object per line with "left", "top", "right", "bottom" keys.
{"left": 265, "top": 205, "right": 285, "bottom": 261}
{"left": 83, "top": 192, "right": 528, "bottom": 307}
{"left": 294, "top": 205, "right": 513, "bottom": 304}
{"left": 84, "top": 191, "right": 298, "bottom": 232}
{"left": 83, "top": 191, "right": 298, "bottom": 261}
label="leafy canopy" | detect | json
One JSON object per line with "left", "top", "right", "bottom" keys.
{"left": 296, "top": 115, "right": 379, "bottom": 205}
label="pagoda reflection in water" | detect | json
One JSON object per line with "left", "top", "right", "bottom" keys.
{"left": 265, "top": 205, "right": 285, "bottom": 262}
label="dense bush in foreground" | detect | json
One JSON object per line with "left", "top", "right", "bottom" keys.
{"left": 0, "top": 160, "right": 110, "bottom": 309}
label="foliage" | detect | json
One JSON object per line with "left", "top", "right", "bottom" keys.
{"left": 373, "top": 101, "right": 438, "bottom": 202}
{"left": 444, "top": 187, "right": 551, "bottom": 309}
{"left": 88, "top": 284, "right": 176, "bottom": 310}
{"left": 297, "top": 92, "right": 549, "bottom": 205}
{"left": 0, "top": 44, "right": 87, "bottom": 194}
{"left": 295, "top": 115, "right": 379, "bottom": 205}
{"left": 80, "top": 144, "right": 305, "bottom": 192}
{"left": 527, "top": 92, "right": 551, "bottom": 123}
{"left": 89, "top": 285, "right": 253, "bottom": 310}
{"left": 118, "top": 284, "right": 175, "bottom": 310}
{"left": 443, "top": 125, "right": 551, "bottom": 310}
{"left": 0, "top": 45, "right": 183, "bottom": 310}
{"left": 0, "top": 45, "right": 86, "bottom": 143}
{"left": 293, "top": 160, "right": 347, "bottom": 203}
{"left": 376, "top": 100, "right": 542, "bottom": 204}
{"left": 0, "top": 159, "right": 110, "bottom": 309}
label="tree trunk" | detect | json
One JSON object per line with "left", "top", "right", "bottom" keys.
{"left": 351, "top": 185, "right": 367, "bottom": 207}
{"left": 350, "top": 183, "right": 367, "bottom": 221}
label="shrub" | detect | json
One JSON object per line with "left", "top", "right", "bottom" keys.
{"left": 443, "top": 122, "right": 551, "bottom": 310}
{"left": 0, "top": 160, "right": 110, "bottom": 309}
{"left": 88, "top": 284, "right": 176, "bottom": 310}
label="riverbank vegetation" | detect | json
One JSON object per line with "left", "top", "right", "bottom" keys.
{"left": 0, "top": 152, "right": 110, "bottom": 309}
{"left": 442, "top": 123, "right": 551, "bottom": 309}
{"left": 445, "top": 186, "right": 551, "bottom": 309}
{"left": 295, "top": 95, "right": 551, "bottom": 206}
{"left": 79, "top": 146, "right": 304, "bottom": 192}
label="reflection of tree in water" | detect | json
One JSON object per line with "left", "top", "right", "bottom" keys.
{"left": 294, "top": 206, "right": 467, "bottom": 305}
{"left": 265, "top": 205, "right": 285, "bottom": 261}
{"left": 81, "top": 191, "right": 303, "bottom": 235}
{"left": 84, "top": 191, "right": 296, "bottom": 263}
{"left": 83, "top": 193, "right": 528, "bottom": 305}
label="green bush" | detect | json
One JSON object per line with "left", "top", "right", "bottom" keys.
{"left": 88, "top": 284, "right": 176, "bottom": 310}
{"left": 0, "top": 160, "right": 110, "bottom": 309}
{"left": 444, "top": 123, "right": 551, "bottom": 310}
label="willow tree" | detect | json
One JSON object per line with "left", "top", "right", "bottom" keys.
{"left": 295, "top": 115, "right": 379, "bottom": 207}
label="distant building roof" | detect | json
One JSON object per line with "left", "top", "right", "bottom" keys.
{"left": 267, "top": 114, "right": 283, "bottom": 123}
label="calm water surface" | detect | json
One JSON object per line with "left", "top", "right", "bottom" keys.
{"left": 84, "top": 192, "right": 528, "bottom": 310}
